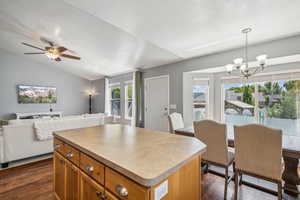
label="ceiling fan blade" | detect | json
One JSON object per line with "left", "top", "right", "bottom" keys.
{"left": 66, "top": 49, "right": 77, "bottom": 55}
{"left": 40, "top": 37, "right": 54, "bottom": 47}
{"left": 24, "top": 52, "right": 45, "bottom": 54}
{"left": 48, "top": 41, "right": 54, "bottom": 47}
{"left": 22, "top": 42, "right": 45, "bottom": 51}
{"left": 60, "top": 54, "right": 81, "bottom": 60}
{"left": 55, "top": 57, "right": 62, "bottom": 62}
{"left": 57, "top": 47, "right": 67, "bottom": 53}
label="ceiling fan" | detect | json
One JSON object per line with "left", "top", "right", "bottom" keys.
{"left": 22, "top": 39, "right": 81, "bottom": 62}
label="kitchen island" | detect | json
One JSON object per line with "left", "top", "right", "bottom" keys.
{"left": 53, "top": 124, "right": 206, "bottom": 200}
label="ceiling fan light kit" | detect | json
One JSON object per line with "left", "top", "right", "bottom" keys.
{"left": 45, "top": 52, "right": 59, "bottom": 60}
{"left": 22, "top": 38, "right": 81, "bottom": 62}
{"left": 226, "top": 28, "right": 268, "bottom": 79}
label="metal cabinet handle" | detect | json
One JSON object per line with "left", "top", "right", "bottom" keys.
{"left": 84, "top": 164, "right": 94, "bottom": 173}
{"left": 66, "top": 152, "right": 74, "bottom": 158}
{"left": 101, "top": 194, "right": 107, "bottom": 200}
{"left": 96, "top": 191, "right": 102, "bottom": 196}
{"left": 115, "top": 184, "right": 128, "bottom": 197}
{"left": 96, "top": 191, "right": 107, "bottom": 200}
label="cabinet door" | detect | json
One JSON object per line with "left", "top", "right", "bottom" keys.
{"left": 65, "top": 160, "right": 80, "bottom": 200}
{"left": 80, "top": 171, "right": 105, "bottom": 200}
{"left": 54, "top": 152, "right": 66, "bottom": 200}
{"left": 105, "top": 191, "right": 119, "bottom": 200}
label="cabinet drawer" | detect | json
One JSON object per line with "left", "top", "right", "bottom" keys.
{"left": 105, "top": 168, "right": 149, "bottom": 200}
{"left": 53, "top": 138, "right": 64, "bottom": 154}
{"left": 64, "top": 143, "right": 80, "bottom": 166}
{"left": 80, "top": 153, "right": 105, "bottom": 185}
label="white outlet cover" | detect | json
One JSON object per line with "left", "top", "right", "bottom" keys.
{"left": 154, "top": 180, "right": 168, "bottom": 200}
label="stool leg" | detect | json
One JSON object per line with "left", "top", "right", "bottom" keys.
{"left": 224, "top": 167, "right": 228, "bottom": 199}
{"left": 234, "top": 171, "right": 239, "bottom": 200}
{"left": 277, "top": 182, "right": 282, "bottom": 200}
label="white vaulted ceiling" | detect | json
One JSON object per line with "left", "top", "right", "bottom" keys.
{"left": 1, "top": 0, "right": 300, "bottom": 80}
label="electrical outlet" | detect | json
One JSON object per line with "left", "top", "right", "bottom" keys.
{"left": 154, "top": 180, "right": 168, "bottom": 200}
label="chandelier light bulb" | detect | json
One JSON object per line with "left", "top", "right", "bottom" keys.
{"left": 240, "top": 64, "right": 246, "bottom": 71}
{"left": 233, "top": 58, "right": 243, "bottom": 66}
{"left": 256, "top": 54, "right": 267, "bottom": 65}
{"left": 225, "top": 64, "right": 234, "bottom": 72}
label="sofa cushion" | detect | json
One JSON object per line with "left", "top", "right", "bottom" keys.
{"left": 82, "top": 113, "right": 105, "bottom": 118}
{"left": 34, "top": 116, "right": 104, "bottom": 141}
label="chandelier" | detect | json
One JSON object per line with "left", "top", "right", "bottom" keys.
{"left": 225, "top": 28, "right": 267, "bottom": 79}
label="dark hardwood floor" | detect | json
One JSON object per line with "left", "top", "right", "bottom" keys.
{"left": 0, "top": 158, "right": 298, "bottom": 200}
{"left": 0, "top": 159, "right": 55, "bottom": 200}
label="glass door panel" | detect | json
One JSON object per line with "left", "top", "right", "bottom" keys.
{"left": 193, "top": 85, "right": 208, "bottom": 121}
{"left": 224, "top": 83, "right": 256, "bottom": 135}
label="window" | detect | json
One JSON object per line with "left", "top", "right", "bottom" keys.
{"left": 222, "top": 77, "right": 300, "bottom": 136}
{"left": 110, "top": 84, "right": 121, "bottom": 116}
{"left": 125, "top": 83, "right": 133, "bottom": 119}
{"left": 223, "top": 83, "right": 256, "bottom": 134}
{"left": 193, "top": 85, "right": 209, "bottom": 121}
{"left": 257, "top": 80, "right": 300, "bottom": 136}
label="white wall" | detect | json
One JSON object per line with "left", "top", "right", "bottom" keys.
{"left": 0, "top": 50, "right": 91, "bottom": 120}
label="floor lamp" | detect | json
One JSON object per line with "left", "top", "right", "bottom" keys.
{"left": 86, "top": 89, "right": 99, "bottom": 114}
{"left": 89, "top": 94, "right": 92, "bottom": 114}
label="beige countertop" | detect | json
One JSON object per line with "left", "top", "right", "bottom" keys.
{"left": 54, "top": 124, "right": 206, "bottom": 187}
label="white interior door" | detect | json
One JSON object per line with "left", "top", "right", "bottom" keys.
{"left": 145, "top": 75, "right": 169, "bottom": 131}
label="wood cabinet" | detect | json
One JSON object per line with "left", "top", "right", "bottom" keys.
{"left": 79, "top": 152, "right": 105, "bottom": 185}
{"left": 79, "top": 171, "right": 105, "bottom": 200}
{"left": 105, "top": 167, "right": 149, "bottom": 200}
{"left": 105, "top": 191, "right": 120, "bottom": 200}
{"left": 64, "top": 143, "right": 80, "bottom": 166}
{"left": 54, "top": 152, "right": 80, "bottom": 200}
{"left": 54, "top": 138, "right": 64, "bottom": 155}
{"left": 54, "top": 138, "right": 202, "bottom": 200}
{"left": 65, "top": 159, "right": 80, "bottom": 200}
{"left": 54, "top": 152, "right": 66, "bottom": 200}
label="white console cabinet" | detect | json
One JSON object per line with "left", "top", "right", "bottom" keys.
{"left": 15, "top": 111, "right": 62, "bottom": 119}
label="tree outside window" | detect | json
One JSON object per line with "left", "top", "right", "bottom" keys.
{"left": 110, "top": 86, "right": 121, "bottom": 116}
{"left": 193, "top": 85, "right": 209, "bottom": 120}
{"left": 125, "top": 84, "right": 133, "bottom": 119}
{"left": 224, "top": 80, "right": 300, "bottom": 136}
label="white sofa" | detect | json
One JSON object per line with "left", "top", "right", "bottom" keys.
{"left": 0, "top": 113, "right": 112, "bottom": 168}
